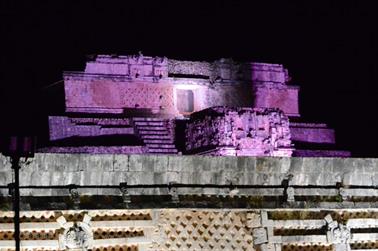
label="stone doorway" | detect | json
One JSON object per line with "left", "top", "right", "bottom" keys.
{"left": 176, "top": 89, "right": 194, "bottom": 114}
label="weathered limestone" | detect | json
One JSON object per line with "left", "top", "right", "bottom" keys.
{"left": 39, "top": 54, "right": 349, "bottom": 156}
{"left": 64, "top": 55, "right": 297, "bottom": 117}
{"left": 1, "top": 154, "right": 376, "bottom": 208}
{"left": 290, "top": 123, "right": 336, "bottom": 144}
{"left": 2, "top": 208, "right": 378, "bottom": 250}
{"left": 185, "top": 107, "right": 293, "bottom": 156}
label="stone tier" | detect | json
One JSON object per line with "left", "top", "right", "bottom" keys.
{"left": 133, "top": 117, "right": 177, "bottom": 155}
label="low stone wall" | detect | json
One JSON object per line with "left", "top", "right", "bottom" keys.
{"left": 1, "top": 208, "right": 378, "bottom": 251}
{"left": 290, "top": 125, "right": 335, "bottom": 144}
{"left": 1, "top": 154, "right": 377, "bottom": 187}
{"left": 48, "top": 116, "right": 135, "bottom": 141}
{"left": 0, "top": 154, "right": 377, "bottom": 200}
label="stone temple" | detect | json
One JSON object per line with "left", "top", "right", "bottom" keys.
{"left": 41, "top": 54, "right": 349, "bottom": 157}
{"left": 1, "top": 54, "right": 378, "bottom": 251}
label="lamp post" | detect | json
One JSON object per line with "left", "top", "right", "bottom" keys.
{"left": 1, "top": 136, "right": 35, "bottom": 251}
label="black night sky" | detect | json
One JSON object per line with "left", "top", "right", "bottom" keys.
{"left": 0, "top": 0, "right": 377, "bottom": 157}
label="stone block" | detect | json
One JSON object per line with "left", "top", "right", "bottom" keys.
{"left": 51, "top": 188, "right": 70, "bottom": 196}
{"left": 29, "top": 153, "right": 80, "bottom": 172}
{"left": 187, "top": 171, "right": 215, "bottom": 184}
{"left": 29, "top": 171, "right": 49, "bottom": 186}
{"left": 0, "top": 155, "right": 10, "bottom": 171}
{"left": 342, "top": 172, "right": 373, "bottom": 186}
{"left": 374, "top": 173, "right": 378, "bottom": 186}
{"left": 0, "top": 171, "right": 12, "bottom": 185}
{"left": 62, "top": 171, "right": 81, "bottom": 185}
{"left": 243, "top": 173, "right": 283, "bottom": 186}
{"left": 236, "top": 157, "right": 256, "bottom": 172}
{"left": 113, "top": 155, "right": 129, "bottom": 171}
{"left": 30, "top": 188, "right": 53, "bottom": 196}
{"left": 306, "top": 157, "right": 334, "bottom": 173}
{"left": 290, "top": 172, "right": 331, "bottom": 186}
{"left": 185, "top": 107, "right": 292, "bottom": 157}
{"left": 260, "top": 243, "right": 276, "bottom": 251}
{"left": 359, "top": 158, "right": 378, "bottom": 173}
{"left": 147, "top": 155, "right": 169, "bottom": 172}
{"left": 331, "top": 158, "right": 353, "bottom": 173}
{"left": 50, "top": 171, "right": 65, "bottom": 185}
{"left": 178, "top": 172, "right": 194, "bottom": 184}
{"left": 191, "top": 156, "right": 237, "bottom": 172}
{"left": 80, "top": 171, "right": 103, "bottom": 186}
{"left": 101, "top": 171, "right": 123, "bottom": 185}
{"left": 125, "top": 172, "right": 154, "bottom": 185}
{"left": 128, "top": 155, "right": 168, "bottom": 172}
{"left": 252, "top": 227, "right": 268, "bottom": 245}
{"left": 247, "top": 213, "right": 262, "bottom": 228}
{"left": 128, "top": 155, "right": 144, "bottom": 172}
{"left": 288, "top": 157, "right": 304, "bottom": 173}
{"left": 333, "top": 244, "right": 350, "bottom": 251}
{"left": 19, "top": 188, "right": 33, "bottom": 196}
{"left": 256, "top": 157, "right": 291, "bottom": 174}
{"left": 79, "top": 154, "right": 114, "bottom": 172}
{"left": 166, "top": 172, "right": 181, "bottom": 183}
{"left": 152, "top": 172, "right": 167, "bottom": 184}
{"left": 167, "top": 155, "right": 195, "bottom": 172}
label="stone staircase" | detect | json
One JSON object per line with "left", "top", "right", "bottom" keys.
{"left": 132, "top": 117, "right": 178, "bottom": 154}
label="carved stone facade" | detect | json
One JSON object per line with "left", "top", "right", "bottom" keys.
{"left": 58, "top": 214, "right": 93, "bottom": 250}
{"left": 185, "top": 107, "right": 293, "bottom": 156}
{"left": 39, "top": 54, "right": 350, "bottom": 157}
{"left": 2, "top": 209, "right": 378, "bottom": 251}
{"left": 1, "top": 154, "right": 378, "bottom": 249}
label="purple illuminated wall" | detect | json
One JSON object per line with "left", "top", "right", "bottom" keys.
{"left": 185, "top": 107, "right": 293, "bottom": 157}
{"left": 42, "top": 54, "right": 349, "bottom": 157}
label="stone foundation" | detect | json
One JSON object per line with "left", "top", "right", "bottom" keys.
{"left": 1, "top": 209, "right": 378, "bottom": 251}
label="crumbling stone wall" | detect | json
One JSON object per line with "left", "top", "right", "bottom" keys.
{"left": 290, "top": 123, "right": 336, "bottom": 144}
{"left": 254, "top": 85, "right": 299, "bottom": 117}
{"left": 1, "top": 154, "right": 377, "bottom": 191}
{"left": 85, "top": 54, "right": 168, "bottom": 78}
{"left": 64, "top": 77, "right": 177, "bottom": 115}
{"left": 1, "top": 208, "right": 378, "bottom": 251}
{"left": 185, "top": 107, "right": 292, "bottom": 156}
{"left": 48, "top": 116, "right": 134, "bottom": 141}
{"left": 66, "top": 55, "right": 299, "bottom": 117}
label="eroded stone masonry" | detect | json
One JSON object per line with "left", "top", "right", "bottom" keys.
{"left": 1, "top": 54, "right": 372, "bottom": 251}
{"left": 1, "top": 208, "right": 378, "bottom": 251}
{"left": 1, "top": 154, "right": 378, "bottom": 250}
{"left": 40, "top": 54, "right": 349, "bottom": 157}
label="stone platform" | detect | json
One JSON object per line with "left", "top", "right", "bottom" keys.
{"left": 1, "top": 154, "right": 377, "bottom": 250}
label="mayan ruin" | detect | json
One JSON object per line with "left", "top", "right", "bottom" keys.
{"left": 1, "top": 54, "right": 377, "bottom": 251}
{"left": 1, "top": 1, "right": 377, "bottom": 250}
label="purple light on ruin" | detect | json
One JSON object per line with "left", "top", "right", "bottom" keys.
{"left": 40, "top": 54, "right": 349, "bottom": 157}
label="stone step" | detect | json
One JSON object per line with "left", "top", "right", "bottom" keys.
{"left": 147, "top": 144, "right": 176, "bottom": 149}
{"left": 144, "top": 139, "right": 174, "bottom": 144}
{"left": 138, "top": 130, "right": 169, "bottom": 135}
{"left": 148, "top": 148, "right": 178, "bottom": 153}
{"left": 136, "top": 126, "right": 167, "bottom": 131}
{"left": 141, "top": 135, "right": 173, "bottom": 140}
{"left": 133, "top": 117, "right": 167, "bottom": 122}
{"left": 134, "top": 121, "right": 166, "bottom": 126}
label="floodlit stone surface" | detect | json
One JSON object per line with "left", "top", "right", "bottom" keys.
{"left": 1, "top": 154, "right": 376, "bottom": 199}
{"left": 1, "top": 209, "right": 378, "bottom": 250}
{"left": 185, "top": 107, "right": 292, "bottom": 156}
{"left": 44, "top": 54, "right": 349, "bottom": 156}
{"left": 64, "top": 54, "right": 297, "bottom": 116}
